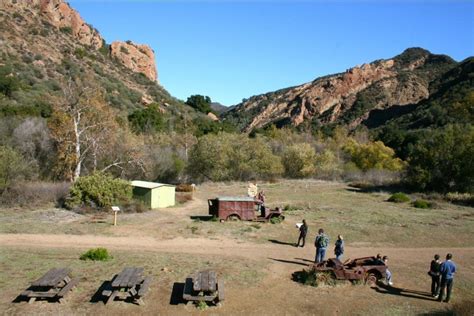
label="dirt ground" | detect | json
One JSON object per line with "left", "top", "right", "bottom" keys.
{"left": 0, "top": 180, "right": 473, "bottom": 315}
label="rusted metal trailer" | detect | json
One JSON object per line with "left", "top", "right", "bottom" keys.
{"left": 312, "top": 256, "right": 387, "bottom": 285}
{"left": 208, "top": 196, "right": 284, "bottom": 222}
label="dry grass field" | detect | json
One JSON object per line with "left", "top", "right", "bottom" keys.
{"left": 1, "top": 180, "right": 473, "bottom": 315}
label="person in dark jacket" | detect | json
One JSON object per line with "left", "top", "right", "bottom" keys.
{"left": 429, "top": 254, "right": 441, "bottom": 298}
{"left": 296, "top": 219, "right": 308, "bottom": 247}
{"left": 334, "top": 235, "right": 344, "bottom": 261}
{"left": 438, "top": 253, "right": 457, "bottom": 303}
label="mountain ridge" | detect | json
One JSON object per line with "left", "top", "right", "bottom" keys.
{"left": 223, "top": 48, "right": 463, "bottom": 133}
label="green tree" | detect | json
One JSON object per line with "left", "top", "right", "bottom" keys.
{"left": 282, "top": 143, "right": 317, "bottom": 178}
{"left": 0, "top": 66, "right": 22, "bottom": 98}
{"left": 185, "top": 95, "right": 213, "bottom": 114}
{"left": 188, "top": 133, "right": 283, "bottom": 181}
{"left": 406, "top": 125, "right": 474, "bottom": 193}
{"left": 0, "top": 146, "right": 33, "bottom": 192}
{"left": 128, "top": 103, "right": 164, "bottom": 134}
{"left": 344, "top": 139, "right": 405, "bottom": 172}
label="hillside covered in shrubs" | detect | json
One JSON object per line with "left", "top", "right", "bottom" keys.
{"left": 0, "top": 1, "right": 472, "bottom": 211}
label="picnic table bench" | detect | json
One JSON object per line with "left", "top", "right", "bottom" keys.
{"left": 102, "top": 267, "right": 152, "bottom": 305}
{"left": 183, "top": 270, "right": 224, "bottom": 304}
{"left": 20, "top": 268, "right": 79, "bottom": 303}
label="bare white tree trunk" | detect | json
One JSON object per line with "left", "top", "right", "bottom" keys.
{"left": 73, "top": 114, "right": 81, "bottom": 182}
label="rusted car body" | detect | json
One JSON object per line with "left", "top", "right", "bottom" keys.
{"left": 313, "top": 256, "right": 387, "bottom": 285}
{"left": 208, "top": 196, "right": 284, "bottom": 222}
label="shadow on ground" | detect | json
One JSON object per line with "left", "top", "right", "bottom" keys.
{"left": 90, "top": 280, "right": 112, "bottom": 304}
{"left": 372, "top": 283, "right": 436, "bottom": 302}
{"left": 190, "top": 215, "right": 216, "bottom": 222}
{"left": 268, "top": 239, "right": 295, "bottom": 246}
{"left": 169, "top": 282, "right": 186, "bottom": 305}
{"left": 268, "top": 258, "right": 309, "bottom": 267}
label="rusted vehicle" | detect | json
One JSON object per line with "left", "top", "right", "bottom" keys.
{"left": 312, "top": 256, "right": 387, "bottom": 285}
{"left": 208, "top": 196, "right": 284, "bottom": 222}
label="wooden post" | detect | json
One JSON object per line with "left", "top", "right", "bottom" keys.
{"left": 112, "top": 206, "right": 120, "bottom": 226}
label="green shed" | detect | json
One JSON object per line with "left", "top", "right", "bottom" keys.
{"left": 131, "top": 180, "right": 175, "bottom": 209}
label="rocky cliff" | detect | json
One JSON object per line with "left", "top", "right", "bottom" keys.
{"left": 1, "top": 0, "right": 158, "bottom": 81}
{"left": 111, "top": 41, "right": 158, "bottom": 82}
{"left": 1, "top": 0, "right": 103, "bottom": 48}
{"left": 224, "top": 48, "right": 457, "bottom": 132}
{"left": 0, "top": 0, "right": 178, "bottom": 114}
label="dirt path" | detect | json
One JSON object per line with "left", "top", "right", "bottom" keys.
{"left": 2, "top": 233, "right": 473, "bottom": 315}
{"left": 1, "top": 233, "right": 473, "bottom": 264}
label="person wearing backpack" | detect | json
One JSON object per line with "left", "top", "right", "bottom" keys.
{"left": 314, "top": 228, "right": 329, "bottom": 263}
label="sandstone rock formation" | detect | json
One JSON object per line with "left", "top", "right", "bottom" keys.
{"left": 207, "top": 112, "right": 219, "bottom": 121}
{"left": 226, "top": 48, "right": 455, "bottom": 132}
{"left": 111, "top": 41, "right": 158, "bottom": 82}
{"left": 2, "top": 0, "right": 103, "bottom": 49}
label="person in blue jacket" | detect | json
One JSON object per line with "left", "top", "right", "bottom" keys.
{"left": 438, "top": 253, "right": 457, "bottom": 303}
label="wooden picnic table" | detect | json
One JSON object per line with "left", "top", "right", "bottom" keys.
{"left": 183, "top": 270, "right": 224, "bottom": 304}
{"left": 102, "top": 267, "right": 152, "bottom": 305}
{"left": 21, "top": 268, "right": 79, "bottom": 303}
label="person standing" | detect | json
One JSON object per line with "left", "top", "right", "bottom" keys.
{"left": 296, "top": 219, "right": 308, "bottom": 247}
{"left": 334, "top": 235, "right": 344, "bottom": 261}
{"left": 383, "top": 256, "right": 393, "bottom": 286}
{"left": 438, "top": 253, "right": 457, "bottom": 303}
{"left": 429, "top": 254, "right": 441, "bottom": 298}
{"left": 314, "top": 228, "right": 329, "bottom": 263}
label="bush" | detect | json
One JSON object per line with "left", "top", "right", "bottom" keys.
{"left": 65, "top": 173, "right": 132, "bottom": 209}
{"left": 188, "top": 133, "right": 283, "bottom": 182}
{"left": 388, "top": 192, "right": 410, "bottom": 203}
{"left": 405, "top": 125, "right": 474, "bottom": 193}
{"left": 80, "top": 248, "right": 111, "bottom": 261}
{"left": 446, "top": 192, "right": 474, "bottom": 206}
{"left": 412, "top": 199, "right": 432, "bottom": 209}
{"left": 0, "top": 145, "right": 34, "bottom": 193}
{"left": 0, "top": 181, "right": 70, "bottom": 207}
{"left": 59, "top": 26, "right": 73, "bottom": 34}
{"left": 270, "top": 216, "right": 283, "bottom": 224}
{"left": 121, "top": 199, "right": 148, "bottom": 213}
{"left": 292, "top": 269, "right": 339, "bottom": 287}
{"left": 176, "top": 183, "right": 195, "bottom": 192}
{"left": 282, "top": 143, "right": 316, "bottom": 178}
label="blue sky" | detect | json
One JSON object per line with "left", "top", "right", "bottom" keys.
{"left": 70, "top": 0, "right": 474, "bottom": 106}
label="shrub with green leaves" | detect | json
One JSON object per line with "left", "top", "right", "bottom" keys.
{"left": 65, "top": 172, "right": 132, "bottom": 209}
{"left": 412, "top": 199, "right": 432, "bottom": 209}
{"left": 0, "top": 145, "right": 34, "bottom": 193}
{"left": 388, "top": 192, "right": 410, "bottom": 203}
{"left": 269, "top": 216, "right": 283, "bottom": 224}
{"left": 80, "top": 248, "right": 111, "bottom": 261}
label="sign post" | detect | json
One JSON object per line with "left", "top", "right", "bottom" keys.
{"left": 112, "top": 206, "right": 121, "bottom": 226}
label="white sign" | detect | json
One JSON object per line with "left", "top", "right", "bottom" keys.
{"left": 111, "top": 206, "right": 121, "bottom": 212}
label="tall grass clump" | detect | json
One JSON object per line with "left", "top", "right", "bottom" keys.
{"left": 80, "top": 247, "right": 111, "bottom": 261}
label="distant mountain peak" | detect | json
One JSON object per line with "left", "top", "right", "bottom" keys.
{"left": 223, "top": 48, "right": 460, "bottom": 132}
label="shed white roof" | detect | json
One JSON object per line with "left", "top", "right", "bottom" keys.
{"left": 131, "top": 180, "right": 175, "bottom": 189}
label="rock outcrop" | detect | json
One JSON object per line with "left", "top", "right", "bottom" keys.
{"left": 2, "top": 0, "right": 103, "bottom": 49}
{"left": 225, "top": 48, "right": 456, "bottom": 132}
{"left": 111, "top": 41, "right": 158, "bottom": 82}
